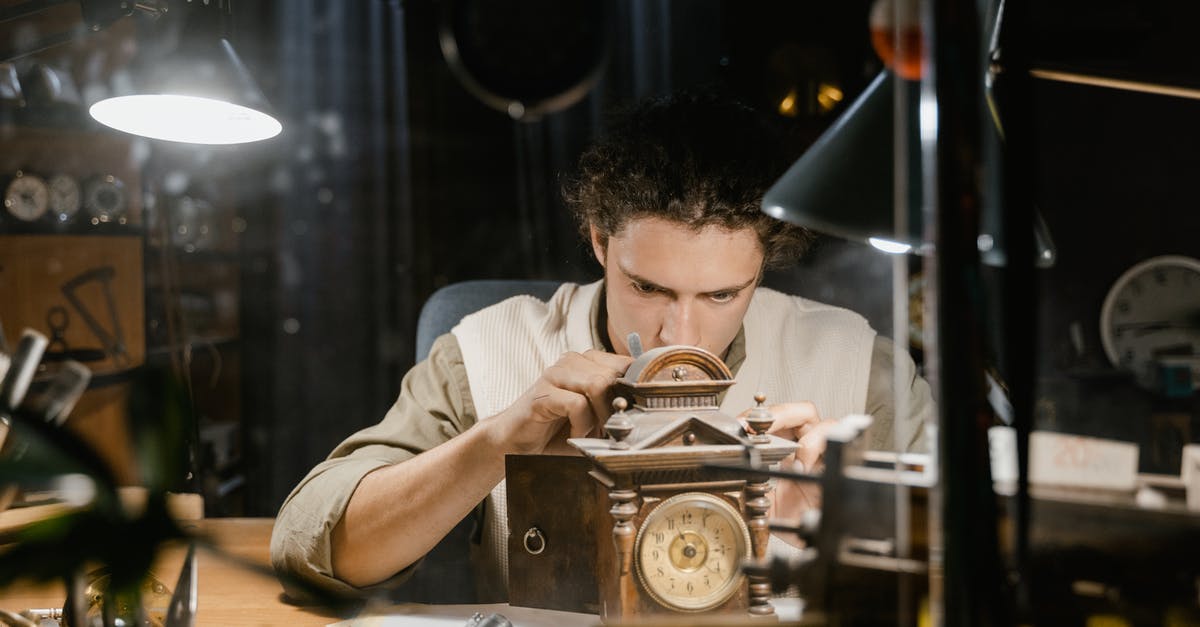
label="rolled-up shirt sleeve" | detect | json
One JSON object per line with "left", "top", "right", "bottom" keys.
{"left": 270, "top": 333, "right": 477, "bottom": 599}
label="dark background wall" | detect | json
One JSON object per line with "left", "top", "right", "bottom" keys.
{"left": 224, "top": 0, "right": 1200, "bottom": 515}
{"left": 233, "top": 0, "right": 897, "bottom": 515}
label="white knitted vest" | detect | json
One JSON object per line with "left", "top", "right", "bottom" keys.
{"left": 451, "top": 279, "right": 876, "bottom": 596}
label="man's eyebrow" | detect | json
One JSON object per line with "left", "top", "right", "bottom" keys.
{"left": 619, "top": 265, "right": 672, "bottom": 293}
{"left": 707, "top": 276, "right": 759, "bottom": 294}
{"left": 619, "top": 264, "right": 757, "bottom": 295}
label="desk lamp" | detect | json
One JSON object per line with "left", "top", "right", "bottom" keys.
{"left": 2, "top": 0, "right": 281, "bottom": 145}
{"left": 761, "top": 68, "right": 1055, "bottom": 267}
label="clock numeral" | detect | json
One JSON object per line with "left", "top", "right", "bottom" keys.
{"left": 652, "top": 549, "right": 660, "bottom": 560}
{"left": 654, "top": 532, "right": 664, "bottom": 544}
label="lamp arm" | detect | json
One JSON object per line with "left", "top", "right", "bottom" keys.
{"left": 0, "top": 0, "right": 167, "bottom": 64}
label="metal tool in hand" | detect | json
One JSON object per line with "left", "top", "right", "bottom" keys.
{"left": 626, "top": 331, "right": 643, "bottom": 358}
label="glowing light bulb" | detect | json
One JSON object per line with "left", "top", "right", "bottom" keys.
{"left": 869, "top": 0, "right": 924, "bottom": 80}
{"left": 90, "top": 95, "right": 282, "bottom": 145}
{"left": 778, "top": 88, "right": 799, "bottom": 117}
{"left": 869, "top": 237, "right": 914, "bottom": 254}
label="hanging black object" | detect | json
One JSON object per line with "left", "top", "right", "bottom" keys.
{"left": 438, "top": 0, "right": 612, "bottom": 121}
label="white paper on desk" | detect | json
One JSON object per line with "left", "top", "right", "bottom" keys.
{"left": 328, "top": 602, "right": 600, "bottom": 627}
{"left": 329, "top": 599, "right": 805, "bottom": 627}
{"left": 1028, "top": 431, "right": 1138, "bottom": 491}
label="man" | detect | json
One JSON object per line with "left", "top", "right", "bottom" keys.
{"left": 271, "top": 92, "right": 932, "bottom": 600}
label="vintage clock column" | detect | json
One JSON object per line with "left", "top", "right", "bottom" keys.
{"left": 569, "top": 345, "right": 797, "bottom": 621}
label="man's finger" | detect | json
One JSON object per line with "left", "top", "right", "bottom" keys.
{"left": 545, "top": 353, "right": 625, "bottom": 392}
{"left": 543, "top": 352, "right": 628, "bottom": 433}
{"left": 530, "top": 386, "right": 598, "bottom": 438}
{"left": 796, "top": 428, "right": 827, "bottom": 472}
{"left": 757, "top": 402, "right": 820, "bottom": 436}
{"left": 580, "top": 349, "right": 634, "bottom": 373}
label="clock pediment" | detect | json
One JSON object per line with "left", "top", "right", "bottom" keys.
{"left": 629, "top": 413, "right": 745, "bottom": 450}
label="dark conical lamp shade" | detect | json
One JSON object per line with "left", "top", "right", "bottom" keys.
{"left": 762, "top": 69, "right": 1056, "bottom": 266}
{"left": 90, "top": 39, "right": 282, "bottom": 145}
{"left": 762, "top": 71, "right": 923, "bottom": 253}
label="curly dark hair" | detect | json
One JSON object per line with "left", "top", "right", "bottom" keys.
{"left": 562, "top": 91, "right": 814, "bottom": 268}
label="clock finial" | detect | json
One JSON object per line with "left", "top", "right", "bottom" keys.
{"left": 605, "top": 396, "right": 633, "bottom": 449}
{"left": 745, "top": 393, "right": 773, "bottom": 443}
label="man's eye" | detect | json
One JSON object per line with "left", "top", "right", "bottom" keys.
{"left": 633, "top": 282, "right": 659, "bottom": 295}
{"left": 709, "top": 291, "right": 736, "bottom": 303}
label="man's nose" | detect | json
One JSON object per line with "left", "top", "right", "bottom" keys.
{"left": 660, "top": 301, "right": 701, "bottom": 347}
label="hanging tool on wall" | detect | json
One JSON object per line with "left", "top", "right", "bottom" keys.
{"left": 60, "top": 266, "right": 130, "bottom": 368}
{"left": 42, "top": 305, "right": 107, "bottom": 364}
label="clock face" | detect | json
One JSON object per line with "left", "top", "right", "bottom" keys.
{"left": 4, "top": 171, "right": 50, "bottom": 221}
{"left": 84, "top": 174, "right": 127, "bottom": 224}
{"left": 1100, "top": 255, "right": 1200, "bottom": 391}
{"left": 634, "top": 492, "right": 750, "bottom": 612}
{"left": 47, "top": 174, "right": 81, "bottom": 222}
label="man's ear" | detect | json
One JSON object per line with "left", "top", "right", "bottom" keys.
{"left": 589, "top": 224, "right": 607, "bottom": 268}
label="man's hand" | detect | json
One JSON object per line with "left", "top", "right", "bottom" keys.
{"left": 738, "top": 401, "right": 836, "bottom": 548}
{"left": 490, "top": 349, "right": 633, "bottom": 455}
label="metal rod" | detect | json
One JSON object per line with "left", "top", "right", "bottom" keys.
{"left": 1031, "top": 68, "right": 1200, "bottom": 101}
{"left": 0, "top": 0, "right": 71, "bottom": 23}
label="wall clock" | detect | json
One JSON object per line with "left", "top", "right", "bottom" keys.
{"left": 1099, "top": 255, "right": 1200, "bottom": 394}
{"left": 4, "top": 170, "right": 50, "bottom": 222}
{"left": 47, "top": 173, "right": 82, "bottom": 223}
{"left": 83, "top": 174, "right": 127, "bottom": 224}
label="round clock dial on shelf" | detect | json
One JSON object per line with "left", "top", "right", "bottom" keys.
{"left": 4, "top": 170, "right": 50, "bottom": 222}
{"left": 1099, "top": 255, "right": 1200, "bottom": 391}
{"left": 634, "top": 492, "right": 750, "bottom": 612}
{"left": 83, "top": 174, "right": 127, "bottom": 224}
{"left": 47, "top": 173, "right": 82, "bottom": 223}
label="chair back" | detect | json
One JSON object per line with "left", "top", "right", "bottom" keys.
{"left": 415, "top": 279, "right": 561, "bottom": 361}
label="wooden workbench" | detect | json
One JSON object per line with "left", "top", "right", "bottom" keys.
{"left": 0, "top": 517, "right": 345, "bottom": 626}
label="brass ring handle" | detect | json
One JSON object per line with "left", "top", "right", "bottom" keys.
{"left": 523, "top": 526, "right": 546, "bottom": 555}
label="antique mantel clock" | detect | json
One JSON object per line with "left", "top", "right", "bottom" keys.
{"left": 505, "top": 344, "right": 796, "bottom": 621}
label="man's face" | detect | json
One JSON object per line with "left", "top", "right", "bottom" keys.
{"left": 592, "top": 217, "right": 764, "bottom": 357}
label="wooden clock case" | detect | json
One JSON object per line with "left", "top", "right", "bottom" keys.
{"left": 506, "top": 345, "right": 796, "bottom": 621}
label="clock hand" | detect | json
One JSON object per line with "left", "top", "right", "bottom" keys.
{"left": 1115, "top": 319, "right": 1200, "bottom": 336}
